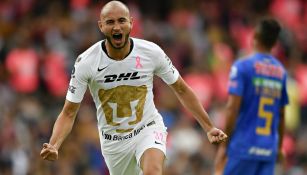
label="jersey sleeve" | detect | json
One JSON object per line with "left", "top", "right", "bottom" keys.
{"left": 228, "top": 61, "right": 245, "bottom": 96}
{"left": 66, "top": 57, "right": 90, "bottom": 103}
{"left": 154, "top": 48, "right": 180, "bottom": 85}
{"left": 280, "top": 72, "right": 289, "bottom": 106}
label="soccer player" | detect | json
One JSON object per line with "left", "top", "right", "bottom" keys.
{"left": 40, "top": 1, "right": 227, "bottom": 175}
{"left": 214, "top": 18, "right": 288, "bottom": 175}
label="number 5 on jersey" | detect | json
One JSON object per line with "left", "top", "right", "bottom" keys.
{"left": 256, "top": 97, "right": 274, "bottom": 136}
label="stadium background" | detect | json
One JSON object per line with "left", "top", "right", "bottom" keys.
{"left": 0, "top": 0, "right": 307, "bottom": 174}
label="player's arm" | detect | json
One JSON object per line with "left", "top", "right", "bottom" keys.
{"left": 223, "top": 94, "right": 241, "bottom": 139}
{"left": 278, "top": 72, "right": 288, "bottom": 163}
{"left": 278, "top": 107, "right": 286, "bottom": 161}
{"left": 169, "top": 76, "right": 227, "bottom": 144}
{"left": 40, "top": 100, "right": 80, "bottom": 161}
{"left": 214, "top": 94, "right": 241, "bottom": 175}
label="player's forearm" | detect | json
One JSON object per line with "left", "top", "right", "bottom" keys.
{"left": 224, "top": 95, "right": 241, "bottom": 137}
{"left": 224, "top": 108, "right": 237, "bottom": 137}
{"left": 170, "top": 77, "right": 214, "bottom": 132}
{"left": 223, "top": 109, "right": 239, "bottom": 145}
{"left": 49, "top": 111, "right": 77, "bottom": 150}
{"left": 175, "top": 86, "right": 214, "bottom": 132}
{"left": 278, "top": 108, "right": 285, "bottom": 151}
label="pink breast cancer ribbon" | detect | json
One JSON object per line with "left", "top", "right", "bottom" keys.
{"left": 135, "top": 56, "right": 143, "bottom": 68}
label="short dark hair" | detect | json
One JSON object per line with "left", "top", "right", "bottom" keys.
{"left": 254, "top": 18, "right": 281, "bottom": 49}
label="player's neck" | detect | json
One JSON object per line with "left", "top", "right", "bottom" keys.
{"left": 254, "top": 45, "right": 271, "bottom": 55}
{"left": 105, "top": 39, "right": 131, "bottom": 60}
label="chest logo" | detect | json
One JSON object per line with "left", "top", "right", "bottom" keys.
{"left": 98, "top": 66, "right": 109, "bottom": 72}
{"left": 101, "top": 72, "right": 141, "bottom": 83}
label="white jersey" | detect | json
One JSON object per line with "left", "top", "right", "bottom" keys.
{"left": 66, "top": 38, "right": 179, "bottom": 154}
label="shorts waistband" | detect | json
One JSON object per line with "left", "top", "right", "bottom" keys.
{"left": 101, "top": 120, "right": 156, "bottom": 141}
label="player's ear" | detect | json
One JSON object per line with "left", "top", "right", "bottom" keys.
{"left": 98, "top": 20, "right": 104, "bottom": 33}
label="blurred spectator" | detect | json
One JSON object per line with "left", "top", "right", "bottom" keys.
{"left": 41, "top": 47, "right": 69, "bottom": 97}
{"left": 183, "top": 72, "right": 213, "bottom": 109}
{"left": 5, "top": 29, "right": 40, "bottom": 94}
{"left": 294, "top": 64, "right": 307, "bottom": 126}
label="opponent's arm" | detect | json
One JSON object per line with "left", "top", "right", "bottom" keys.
{"left": 40, "top": 100, "right": 80, "bottom": 161}
{"left": 214, "top": 94, "right": 241, "bottom": 175}
{"left": 169, "top": 76, "right": 227, "bottom": 143}
{"left": 278, "top": 107, "right": 286, "bottom": 162}
{"left": 222, "top": 94, "right": 241, "bottom": 138}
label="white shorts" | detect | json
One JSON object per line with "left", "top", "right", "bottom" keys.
{"left": 102, "top": 120, "right": 168, "bottom": 175}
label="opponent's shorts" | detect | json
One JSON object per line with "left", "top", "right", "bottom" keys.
{"left": 102, "top": 119, "right": 167, "bottom": 175}
{"left": 224, "top": 156, "right": 275, "bottom": 175}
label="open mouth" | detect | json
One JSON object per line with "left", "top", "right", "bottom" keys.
{"left": 112, "top": 33, "right": 123, "bottom": 41}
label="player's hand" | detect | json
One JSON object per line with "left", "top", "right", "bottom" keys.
{"left": 207, "top": 127, "right": 228, "bottom": 144}
{"left": 40, "top": 143, "right": 58, "bottom": 161}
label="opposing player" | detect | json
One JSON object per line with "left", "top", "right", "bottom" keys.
{"left": 40, "top": 1, "right": 227, "bottom": 175}
{"left": 214, "top": 18, "right": 288, "bottom": 175}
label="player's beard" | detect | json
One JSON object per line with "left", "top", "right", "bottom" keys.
{"left": 106, "top": 32, "right": 130, "bottom": 50}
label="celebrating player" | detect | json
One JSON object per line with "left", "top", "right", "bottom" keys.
{"left": 40, "top": 1, "right": 227, "bottom": 175}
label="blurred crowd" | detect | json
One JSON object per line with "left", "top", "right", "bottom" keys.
{"left": 0, "top": 0, "right": 307, "bottom": 175}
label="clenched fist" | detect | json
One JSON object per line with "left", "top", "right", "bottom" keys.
{"left": 40, "top": 143, "right": 58, "bottom": 161}
{"left": 207, "top": 128, "right": 228, "bottom": 144}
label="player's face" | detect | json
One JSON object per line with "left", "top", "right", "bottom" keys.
{"left": 98, "top": 7, "right": 132, "bottom": 50}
